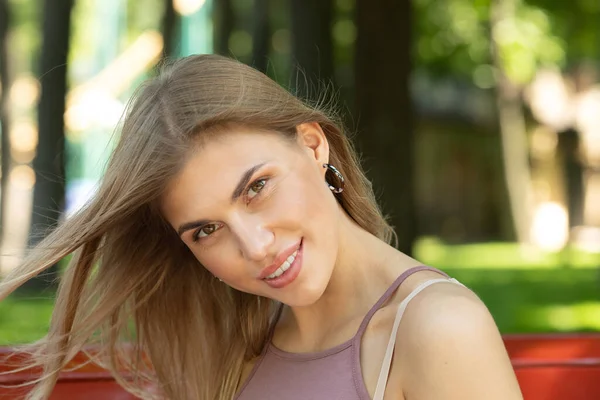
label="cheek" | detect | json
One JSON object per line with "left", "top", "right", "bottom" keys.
{"left": 301, "top": 168, "right": 338, "bottom": 221}
{"left": 189, "top": 244, "right": 237, "bottom": 278}
{"left": 272, "top": 168, "right": 332, "bottom": 224}
{"left": 281, "top": 168, "right": 340, "bottom": 246}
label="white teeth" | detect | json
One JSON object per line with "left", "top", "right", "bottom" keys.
{"left": 273, "top": 265, "right": 286, "bottom": 277}
{"left": 265, "top": 250, "right": 298, "bottom": 280}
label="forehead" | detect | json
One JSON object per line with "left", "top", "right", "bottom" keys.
{"left": 160, "top": 129, "right": 294, "bottom": 223}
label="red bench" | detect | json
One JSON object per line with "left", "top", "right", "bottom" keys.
{"left": 1, "top": 334, "right": 599, "bottom": 399}
{"left": 504, "top": 334, "right": 600, "bottom": 400}
{"left": 0, "top": 349, "right": 137, "bottom": 399}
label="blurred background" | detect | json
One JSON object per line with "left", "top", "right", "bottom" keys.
{"left": 0, "top": 0, "right": 599, "bottom": 344}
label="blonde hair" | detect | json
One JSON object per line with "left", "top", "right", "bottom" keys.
{"left": 0, "top": 54, "right": 394, "bottom": 399}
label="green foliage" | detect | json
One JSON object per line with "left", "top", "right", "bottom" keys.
{"left": 412, "top": 0, "right": 600, "bottom": 86}
{"left": 7, "top": 0, "right": 41, "bottom": 73}
{"left": 414, "top": 0, "right": 492, "bottom": 78}
{"left": 527, "top": 0, "right": 600, "bottom": 62}
{"left": 495, "top": 3, "right": 565, "bottom": 84}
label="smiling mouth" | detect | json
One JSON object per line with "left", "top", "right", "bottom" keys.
{"left": 260, "top": 239, "right": 304, "bottom": 289}
{"left": 263, "top": 248, "right": 299, "bottom": 280}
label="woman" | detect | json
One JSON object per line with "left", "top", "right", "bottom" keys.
{"left": 0, "top": 54, "right": 522, "bottom": 399}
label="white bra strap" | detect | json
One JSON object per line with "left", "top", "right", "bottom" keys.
{"left": 372, "top": 278, "right": 464, "bottom": 400}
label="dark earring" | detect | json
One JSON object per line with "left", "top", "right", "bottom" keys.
{"left": 323, "top": 163, "right": 345, "bottom": 194}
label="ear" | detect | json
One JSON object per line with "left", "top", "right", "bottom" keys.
{"left": 295, "top": 122, "right": 329, "bottom": 169}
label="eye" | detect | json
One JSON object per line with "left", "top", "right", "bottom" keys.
{"left": 192, "top": 223, "right": 222, "bottom": 242}
{"left": 247, "top": 178, "right": 267, "bottom": 201}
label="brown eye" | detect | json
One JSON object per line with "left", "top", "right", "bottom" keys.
{"left": 193, "top": 224, "right": 221, "bottom": 241}
{"left": 247, "top": 179, "right": 267, "bottom": 200}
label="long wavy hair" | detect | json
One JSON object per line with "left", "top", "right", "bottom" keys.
{"left": 0, "top": 54, "right": 394, "bottom": 399}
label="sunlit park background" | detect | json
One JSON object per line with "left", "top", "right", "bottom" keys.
{"left": 0, "top": 0, "right": 600, "bottom": 345}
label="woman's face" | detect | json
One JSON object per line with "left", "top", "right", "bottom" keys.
{"left": 161, "top": 123, "right": 341, "bottom": 306}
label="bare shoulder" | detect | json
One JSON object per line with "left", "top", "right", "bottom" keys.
{"left": 394, "top": 274, "right": 523, "bottom": 399}
{"left": 399, "top": 272, "right": 487, "bottom": 331}
{"left": 396, "top": 273, "right": 493, "bottom": 356}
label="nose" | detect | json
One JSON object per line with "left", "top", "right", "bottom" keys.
{"left": 232, "top": 215, "right": 275, "bottom": 262}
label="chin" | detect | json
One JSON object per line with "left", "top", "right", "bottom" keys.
{"left": 283, "top": 270, "right": 331, "bottom": 307}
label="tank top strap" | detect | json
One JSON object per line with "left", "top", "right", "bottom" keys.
{"left": 372, "top": 276, "right": 465, "bottom": 400}
{"left": 354, "top": 265, "right": 448, "bottom": 340}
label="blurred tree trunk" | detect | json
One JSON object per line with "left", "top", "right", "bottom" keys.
{"left": 0, "top": 0, "right": 10, "bottom": 244}
{"left": 213, "top": 0, "right": 234, "bottom": 56}
{"left": 557, "top": 128, "right": 584, "bottom": 228}
{"left": 290, "top": 0, "right": 333, "bottom": 101}
{"left": 354, "top": 0, "right": 416, "bottom": 254}
{"left": 490, "top": 0, "right": 533, "bottom": 243}
{"left": 23, "top": 0, "right": 74, "bottom": 291}
{"left": 252, "top": 0, "right": 270, "bottom": 73}
{"left": 161, "top": 0, "right": 178, "bottom": 58}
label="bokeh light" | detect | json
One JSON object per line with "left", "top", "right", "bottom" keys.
{"left": 9, "top": 165, "right": 36, "bottom": 190}
{"left": 173, "top": 0, "right": 206, "bottom": 16}
{"left": 9, "top": 121, "right": 38, "bottom": 164}
{"left": 9, "top": 75, "right": 40, "bottom": 109}
{"left": 332, "top": 19, "right": 356, "bottom": 47}
{"left": 530, "top": 202, "right": 569, "bottom": 252}
{"left": 229, "top": 30, "right": 252, "bottom": 57}
{"left": 271, "top": 29, "right": 290, "bottom": 54}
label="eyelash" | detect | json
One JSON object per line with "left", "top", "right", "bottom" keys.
{"left": 191, "top": 177, "right": 270, "bottom": 242}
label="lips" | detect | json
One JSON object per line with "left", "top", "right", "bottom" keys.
{"left": 258, "top": 239, "right": 302, "bottom": 280}
{"left": 262, "top": 240, "right": 303, "bottom": 289}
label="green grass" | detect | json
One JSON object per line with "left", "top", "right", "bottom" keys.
{"left": 445, "top": 268, "right": 600, "bottom": 333}
{"left": 0, "top": 240, "right": 598, "bottom": 345}
{"left": 0, "top": 295, "right": 54, "bottom": 345}
{"left": 415, "top": 237, "right": 600, "bottom": 269}
{"left": 415, "top": 238, "right": 600, "bottom": 333}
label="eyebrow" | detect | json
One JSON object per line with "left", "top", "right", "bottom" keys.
{"left": 177, "top": 162, "right": 267, "bottom": 237}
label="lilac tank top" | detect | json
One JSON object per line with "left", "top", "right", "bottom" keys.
{"left": 234, "top": 266, "right": 454, "bottom": 400}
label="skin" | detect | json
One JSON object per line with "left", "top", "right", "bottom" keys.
{"left": 161, "top": 123, "right": 523, "bottom": 399}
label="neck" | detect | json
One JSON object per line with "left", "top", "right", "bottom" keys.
{"left": 276, "top": 211, "right": 419, "bottom": 352}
